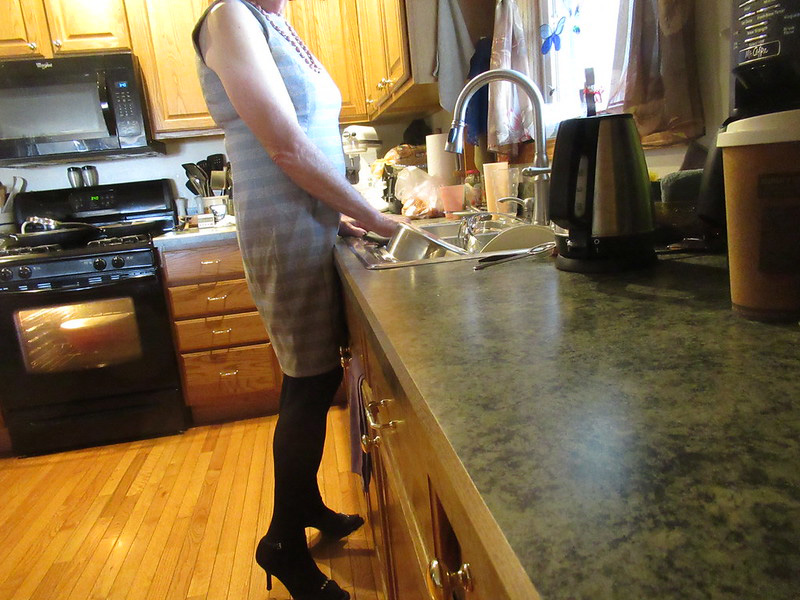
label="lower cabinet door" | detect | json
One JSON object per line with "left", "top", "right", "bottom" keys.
{"left": 380, "top": 452, "right": 431, "bottom": 600}
{"left": 181, "top": 343, "right": 281, "bottom": 423}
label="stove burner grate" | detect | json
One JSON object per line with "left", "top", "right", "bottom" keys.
{"left": 0, "top": 244, "right": 62, "bottom": 257}
{"left": 88, "top": 234, "right": 152, "bottom": 247}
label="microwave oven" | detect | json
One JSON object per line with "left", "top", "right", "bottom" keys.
{"left": 0, "top": 53, "right": 164, "bottom": 166}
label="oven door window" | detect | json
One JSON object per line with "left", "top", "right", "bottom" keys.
{"left": 14, "top": 297, "right": 143, "bottom": 374}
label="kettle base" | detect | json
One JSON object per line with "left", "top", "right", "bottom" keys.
{"left": 555, "top": 252, "right": 657, "bottom": 273}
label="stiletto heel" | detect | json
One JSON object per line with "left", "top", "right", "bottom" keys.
{"left": 255, "top": 537, "right": 350, "bottom": 600}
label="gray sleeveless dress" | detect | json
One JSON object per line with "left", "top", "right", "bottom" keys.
{"left": 193, "top": 0, "right": 345, "bottom": 377}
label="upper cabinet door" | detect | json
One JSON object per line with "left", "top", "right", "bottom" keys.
{"left": 0, "top": 0, "right": 53, "bottom": 59}
{"left": 126, "top": 0, "right": 217, "bottom": 137}
{"left": 381, "top": 0, "right": 410, "bottom": 95}
{"left": 43, "top": 0, "right": 131, "bottom": 54}
{"left": 355, "top": 0, "right": 389, "bottom": 113}
{"left": 287, "top": 0, "right": 367, "bottom": 123}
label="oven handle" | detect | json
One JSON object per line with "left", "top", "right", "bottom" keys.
{"left": 4, "top": 273, "right": 157, "bottom": 295}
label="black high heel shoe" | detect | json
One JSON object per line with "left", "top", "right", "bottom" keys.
{"left": 307, "top": 512, "right": 364, "bottom": 540}
{"left": 255, "top": 537, "right": 350, "bottom": 600}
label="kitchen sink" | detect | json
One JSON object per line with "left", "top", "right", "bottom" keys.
{"left": 345, "top": 216, "right": 555, "bottom": 269}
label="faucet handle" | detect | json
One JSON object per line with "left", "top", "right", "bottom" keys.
{"left": 521, "top": 166, "right": 551, "bottom": 177}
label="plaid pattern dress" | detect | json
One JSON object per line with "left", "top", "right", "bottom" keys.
{"left": 193, "top": 0, "right": 345, "bottom": 377}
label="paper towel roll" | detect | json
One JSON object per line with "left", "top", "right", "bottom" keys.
{"left": 426, "top": 133, "right": 458, "bottom": 185}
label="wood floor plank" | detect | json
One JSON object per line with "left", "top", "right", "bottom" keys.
{"left": 186, "top": 423, "right": 246, "bottom": 599}
{"left": 0, "top": 407, "right": 379, "bottom": 600}
{"left": 121, "top": 428, "right": 210, "bottom": 600}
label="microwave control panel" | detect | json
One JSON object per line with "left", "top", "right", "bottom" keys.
{"left": 108, "top": 74, "right": 144, "bottom": 144}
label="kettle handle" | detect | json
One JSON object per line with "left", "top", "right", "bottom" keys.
{"left": 548, "top": 117, "right": 594, "bottom": 230}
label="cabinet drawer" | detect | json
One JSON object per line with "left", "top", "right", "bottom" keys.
{"left": 175, "top": 311, "right": 268, "bottom": 352}
{"left": 161, "top": 244, "right": 245, "bottom": 285}
{"left": 181, "top": 343, "right": 281, "bottom": 409}
{"left": 168, "top": 279, "right": 256, "bottom": 319}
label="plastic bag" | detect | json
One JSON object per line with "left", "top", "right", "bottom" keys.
{"left": 395, "top": 167, "right": 443, "bottom": 218}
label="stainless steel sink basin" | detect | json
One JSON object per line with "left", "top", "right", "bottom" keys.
{"left": 346, "top": 216, "right": 555, "bottom": 269}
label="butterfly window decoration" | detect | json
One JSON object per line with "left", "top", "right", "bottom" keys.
{"left": 540, "top": 16, "right": 566, "bottom": 55}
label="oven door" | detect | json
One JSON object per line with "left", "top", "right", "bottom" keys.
{"left": 0, "top": 273, "right": 180, "bottom": 411}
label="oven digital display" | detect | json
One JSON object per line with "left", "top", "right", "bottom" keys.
{"left": 14, "top": 297, "right": 142, "bottom": 373}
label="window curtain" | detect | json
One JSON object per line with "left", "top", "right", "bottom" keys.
{"left": 607, "top": 0, "right": 705, "bottom": 147}
{"left": 514, "top": 0, "right": 704, "bottom": 148}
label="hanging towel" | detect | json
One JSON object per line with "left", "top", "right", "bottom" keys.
{"left": 465, "top": 37, "right": 493, "bottom": 146}
{"left": 347, "top": 354, "right": 372, "bottom": 491}
{"left": 435, "top": 0, "right": 475, "bottom": 113}
{"left": 488, "top": 0, "right": 535, "bottom": 155}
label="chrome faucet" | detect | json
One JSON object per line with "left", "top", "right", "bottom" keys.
{"left": 444, "top": 68, "right": 551, "bottom": 225}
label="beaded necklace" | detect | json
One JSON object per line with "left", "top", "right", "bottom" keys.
{"left": 248, "top": 2, "right": 322, "bottom": 74}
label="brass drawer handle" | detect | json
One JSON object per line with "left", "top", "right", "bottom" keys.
{"left": 212, "top": 328, "right": 233, "bottom": 335}
{"left": 200, "top": 259, "right": 220, "bottom": 265}
{"left": 361, "top": 433, "right": 380, "bottom": 453}
{"left": 219, "top": 369, "right": 239, "bottom": 377}
{"left": 365, "top": 399, "right": 399, "bottom": 431}
{"left": 206, "top": 293, "right": 229, "bottom": 302}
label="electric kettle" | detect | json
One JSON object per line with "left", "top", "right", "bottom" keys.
{"left": 548, "top": 113, "right": 656, "bottom": 272}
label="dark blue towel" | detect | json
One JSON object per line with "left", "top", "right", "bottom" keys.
{"left": 465, "top": 36, "right": 492, "bottom": 146}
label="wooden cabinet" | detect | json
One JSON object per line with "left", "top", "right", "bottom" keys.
{"left": 160, "top": 239, "right": 281, "bottom": 425}
{"left": 342, "top": 285, "right": 540, "bottom": 600}
{"left": 126, "top": 0, "right": 219, "bottom": 138}
{"left": 285, "top": 0, "right": 368, "bottom": 123}
{"left": 0, "top": 0, "right": 130, "bottom": 59}
{"left": 355, "top": 0, "right": 439, "bottom": 120}
{"left": 355, "top": 0, "right": 410, "bottom": 114}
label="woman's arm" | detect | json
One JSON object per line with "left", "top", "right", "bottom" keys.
{"left": 197, "top": 1, "right": 402, "bottom": 237}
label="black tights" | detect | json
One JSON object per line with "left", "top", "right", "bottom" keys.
{"left": 265, "top": 365, "right": 343, "bottom": 548}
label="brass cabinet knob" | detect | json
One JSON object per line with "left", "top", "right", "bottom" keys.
{"left": 427, "top": 559, "right": 473, "bottom": 598}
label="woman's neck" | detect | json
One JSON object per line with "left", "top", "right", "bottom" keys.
{"left": 250, "top": 0, "right": 286, "bottom": 14}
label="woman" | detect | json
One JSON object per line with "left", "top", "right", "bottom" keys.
{"left": 193, "top": 1, "right": 404, "bottom": 598}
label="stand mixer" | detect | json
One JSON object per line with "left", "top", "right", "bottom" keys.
{"left": 342, "top": 125, "right": 388, "bottom": 210}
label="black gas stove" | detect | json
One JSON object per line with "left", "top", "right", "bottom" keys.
{"left": 0, "top": 179, "right": 187, "bottom": 456}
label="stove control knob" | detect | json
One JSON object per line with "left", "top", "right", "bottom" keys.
{"left": 0, "top": 268, "right": 12, "bottom": 281}
{"left": 18, "top": 266, "right": 32, "bottom": 279}
{"left": 111, "top": 256, "right": 125, "bottom": 268}
{"left": 93, "top": 258, "right": 107, "bottom": 271}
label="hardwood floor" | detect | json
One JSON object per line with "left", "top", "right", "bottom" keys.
{"left": 0, "top": 406, "right": 382, "bottom": 600}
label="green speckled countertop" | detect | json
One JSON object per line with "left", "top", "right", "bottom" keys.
{"left": 334, "top": 243, "right": 800, "bottom": 600}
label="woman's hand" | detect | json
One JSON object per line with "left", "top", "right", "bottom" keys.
{"left": 338, "top": 215, "right": 368, "bottom": 237}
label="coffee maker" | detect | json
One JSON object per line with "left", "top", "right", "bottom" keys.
{"left": 730, "top": 0, "right": 800, "bottom": 119}
{"left": 698, "top": 0, "right": 800, "bottom": 225}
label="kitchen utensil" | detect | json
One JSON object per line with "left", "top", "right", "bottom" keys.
{"left": 81, "top": 165, "right": 98, "bottom": 187}
{"left": 207, "top": 153, "right": 225, "bottom": 172}
{"left": 548, "top": 113, "right": 656, "bottom": 272}
{"left": 473, "top": 241, "right": 556, "bottom": 271}
{"left": 182, "top": 163, "right": 210, "bottom": 196}
{"left": 223, "top": 162, "right": 232, "bottom": 197}
{"left": 210, "top": 170, "right": 226, "bottom": 192}
{"left": 67, "top": 167, "right": 83, "bottom": 188}
{"left": 197, "top": 159, "right": 210, "bottom": 177}
{"left": 3, "top": 176, "right": 26, "bottom": 213}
